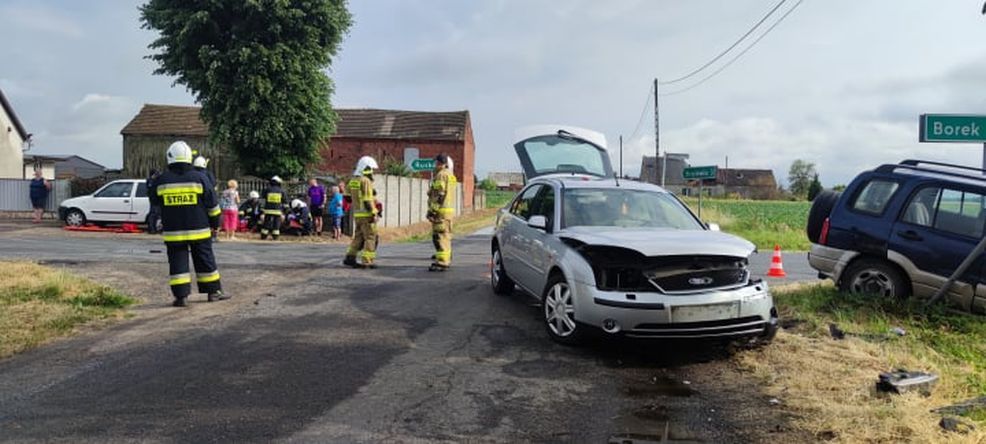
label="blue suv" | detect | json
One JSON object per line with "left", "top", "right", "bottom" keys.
{"left": 807, "top": 160, "right": 986, "bottom": 313}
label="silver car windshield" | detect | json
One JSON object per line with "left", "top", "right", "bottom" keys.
{"left": 562, "top": 188, "right": 703, "bottom": 229}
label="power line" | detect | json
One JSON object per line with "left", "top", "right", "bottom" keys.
{"left": 626, "top": 84, "right": 654, "bottom": 142}
{"left": 660, "top": 0, "right": 804, "bottom": 97}
{"left": 659, "top": 0, "right": 788, "bottom": 85}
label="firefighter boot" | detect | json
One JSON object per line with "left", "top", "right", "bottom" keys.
{"left": 343, "top": 256, "right": 358, "bottom": 267}
{"left": 173, "top": 296, "right": 188, "bottom": 307}
{"left": 208, "top": 290, "right": 231, "bottom": 302}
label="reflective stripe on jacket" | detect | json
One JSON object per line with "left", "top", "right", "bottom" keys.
{"left": 349, "top": 176, "right": 376, "bottom": 218}
{"left": 429, "top": 169, "right": 457, "bottom": 216}
{"left": 148, "top": 166, "right": 217, "bottom": 244}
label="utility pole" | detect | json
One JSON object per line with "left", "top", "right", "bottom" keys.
{"left": 654, "top": 78, "right": 660, "bottom": 186}
{"left": 619, "top": 135, "right": 624, "bottom": 178}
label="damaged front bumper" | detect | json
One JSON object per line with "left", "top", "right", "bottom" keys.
{"left": 574, "top": 279, "right": 777, "bottom": 339}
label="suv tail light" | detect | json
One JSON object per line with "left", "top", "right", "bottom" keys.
{"left": 819, "top": 217, "right": 830, "bottom": 245}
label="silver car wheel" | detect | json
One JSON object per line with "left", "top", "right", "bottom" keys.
{"left": 66, "top": 210, "right": 84, "bottom": 227}
{"left": 491, "top": 250, "right": 502, "bottom": 287}
{"left": 850, "top": 269, "right": 895, "bottom": 298}
{"left": 544, "top": 282, "right": 576, "bottom": 337}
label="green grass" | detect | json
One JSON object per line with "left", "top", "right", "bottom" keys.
{"left": 682, "top": 198, "right": 812, "bottom": 250}
{"left": 485, "top": 190, "right": 516, "bottom": 209}
{"left": 0, "top": 262, "right": 136, "bottom": 358}
{"left": 775, "top": 284, "right": 986, "bottom": 394}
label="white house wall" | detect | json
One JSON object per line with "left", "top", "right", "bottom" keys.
{"left": 0, "top": 106, "right": 25, "bottom": 179}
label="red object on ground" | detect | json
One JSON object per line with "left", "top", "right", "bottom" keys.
{"left": 64, "top": 224, "right": 144, "bottom": 234}
{"left": 767, "top": 244, "right": 786, "bottom": 278}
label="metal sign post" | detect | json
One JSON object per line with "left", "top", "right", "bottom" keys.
{"left": 698, "top": 179, "right": 703, "bottom": 219}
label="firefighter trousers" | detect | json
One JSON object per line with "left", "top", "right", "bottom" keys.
{"left": 167, "top": 239, "right": 221, "bottom": 299}
{"left": 346, "top": 217, "right": 377, "bottom": 264}
{"left": 432, "top": 217, "right": 453, "bottom": 266}
{"left": 261, "top": 214, "right": 282, "bottom": 238}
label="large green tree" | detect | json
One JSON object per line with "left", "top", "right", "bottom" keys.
{"left": 788, "top": 159, "right": 817, "bottom": 199}
{"left": 140, "top": 0, "right": 352, "bottom": 178}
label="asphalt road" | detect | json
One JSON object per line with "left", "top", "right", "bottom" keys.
{"left": 0, "top": 227, "right": 816, "bottom": 443}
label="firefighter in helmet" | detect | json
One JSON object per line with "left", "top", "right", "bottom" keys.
{"left": 427, "top": 154, "right": 457, "bottom": 271}
{"left": 260, "top": 176, "right": 286, "bottom": 240}
{"left": 344, "top": 156, "right": 379, "bottom": 268}
{"left": 148, "top": 141, "right": 228, "bottom": 307}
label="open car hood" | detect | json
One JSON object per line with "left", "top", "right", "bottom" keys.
{"left": 513, "top": 125, "right": 613, "bottom": 181}
{"left": 559, "top": 226, "right": 756, "bottom": 258}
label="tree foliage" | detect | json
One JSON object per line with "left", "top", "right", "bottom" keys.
{"left": 807, "top": 173, "right": 823, "bottom": 201}
{"left": 140, "top": 0, "right": 352, "bottom": 178}
{"left": 479, "top": 178, "right": 498, "bottom": 192}
{"left": 788, "top": 159, "right": 817, "bottom": 199}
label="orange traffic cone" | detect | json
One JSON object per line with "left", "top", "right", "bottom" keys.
{"left": 767, "top": 244, "right": 786, "bottom": 278}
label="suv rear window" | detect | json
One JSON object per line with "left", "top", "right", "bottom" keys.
{"left": 851, "top": 179, "right": 899, "bottom": 215}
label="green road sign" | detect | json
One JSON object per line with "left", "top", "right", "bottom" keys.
{"left": 920, "top": 114, "right": 986, "bottom": 143}
{"left": 683, "top": 165, "right": 717, "bottom": 180}
{"left": 410, "top": 158, "right": 435, "bottom": 172}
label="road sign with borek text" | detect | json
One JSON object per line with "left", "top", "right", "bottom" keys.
{"left": 410, "top": 158, "right": 436, "bottom": 172}
{"left": 682, "top": 165, "right": 718, "bottom": 180}
{"left": 919, "top": 114, "right": 986, "bottom": 143}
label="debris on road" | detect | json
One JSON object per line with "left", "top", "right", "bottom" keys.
{"left": 876, "top": 369, "right": 938, "bottom": 395}
{"left": 939, "top": 417, "right": 975, "bottom": 434}
{"left": 828, "top": 323, "right": 845, "bottom": 340}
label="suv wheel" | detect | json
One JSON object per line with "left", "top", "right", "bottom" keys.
{"left": 542, "top": 273, "right": 584, "bottom": 345}
{"left": 65, "top": 209, "right": 86, "bottom": 227}
{"left": 840, "top": 258, "right": 908, "bottom": 299}
{"left": 490, "top": 247, "right": 515, "bottom": 295}
{"left": 806, "top": 190, "right": 841, "bottom": 243}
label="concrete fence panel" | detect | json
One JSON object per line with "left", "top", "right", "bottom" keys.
{"left": 384, "top": 175, "right": 400, "bottom": 228}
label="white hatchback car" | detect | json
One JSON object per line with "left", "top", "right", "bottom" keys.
{"left": 491, "top": 126, "right": 777, "bottom": 344}
{"left": 58, "top": 179, "right": 151, "bottom": 227}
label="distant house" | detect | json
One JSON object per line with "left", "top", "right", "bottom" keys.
{"left": 487, "top": 172, "right": 524, "bottom": 190}
{"left": 711, "top": 168, "right": 778, "bottom": 200}
{"left": 639, "top": 155, "right": 688, "bottom": 188}
{"left": 121, "top": 104, "right": 477, "bottom": 208}
{"left": 26, "top": 154, "right": 106, "bottom": 179}
{"left": 22, "top": 154, "right": 56, "bottom": 180}
{"left": 0, "top": 88, "right": 30, "bottom": 179}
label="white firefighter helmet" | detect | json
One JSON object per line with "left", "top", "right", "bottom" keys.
{"left": 353, "top": 156, "right": 379, "bottom": 176}
{"left": 193, "top": 156, "right": 208, "bottom": 168}
{"left": 271, "top": 175, "right": 283, "bottom": 184}
{"left": 166, "top": 141, "right": 193, "bottom": 165}
{"left": 291, "top": 198, "right": 306, "bottom": 209}
{"left": 249, "top": 190, "right": 260, "bottom": 199}
{"left": 446, "top": 155, "right": 454, "bottom": 171}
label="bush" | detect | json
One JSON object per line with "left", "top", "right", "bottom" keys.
{"left": 70, "top": 177, "right": 109, "bottom": 197}
{"left": 479, "top": 178, "right": 498, "bottom": 191}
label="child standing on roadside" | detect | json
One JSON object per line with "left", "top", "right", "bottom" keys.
{"left": 221, "top": 180, "right": 240, "bottom": 240}
{"left": 328, "top": 185, "right": 344, "bottom": 239}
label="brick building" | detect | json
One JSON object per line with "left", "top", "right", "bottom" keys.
{"left": 121, "top": 105, "right": 476, "bottom": 208}
{"left": 318, "top": 109, "right": 475, "bottom": 208}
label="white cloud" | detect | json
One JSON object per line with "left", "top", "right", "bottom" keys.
{"left": 0, "top": 3, "right": 84, "bottom": 38}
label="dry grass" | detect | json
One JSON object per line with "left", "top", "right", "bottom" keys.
{"left": 0, "top": 261, "right": 134, "bottom": 358}
{"left": 735, "top": 283, "right": 986, "bottom": 442}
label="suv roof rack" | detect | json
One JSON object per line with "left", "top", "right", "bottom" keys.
{"left": 876, "top": 159, "right": 986, "bottom": 182}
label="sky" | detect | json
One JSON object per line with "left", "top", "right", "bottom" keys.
{"left": 2, "top": 0, "right": 986, "bottom": 186}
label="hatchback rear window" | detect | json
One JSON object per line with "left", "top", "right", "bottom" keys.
{"left": 851, "top": 179, "right": 899, "bottom": 215}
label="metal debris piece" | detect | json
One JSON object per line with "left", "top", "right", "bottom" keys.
{"left": 932, "top": 396, "right": 986, "bottom": 416}
{"left": 769, "top": 398, "right": 782, "bottom": 406}
{"left": 876, "top": 369, "right": 938, "bottom": 395}
{"left": 940, "top": 417, "right": 975, "bottom": 434}
{"left": 890, "top": 327, "right": 906, "bottom": 336}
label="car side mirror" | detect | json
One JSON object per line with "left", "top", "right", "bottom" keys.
{"left": 528, "top": 215, "right": 548, "bottom": 231}
{"left": 707, "top": 222, "right": 721, "bottom": 232}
